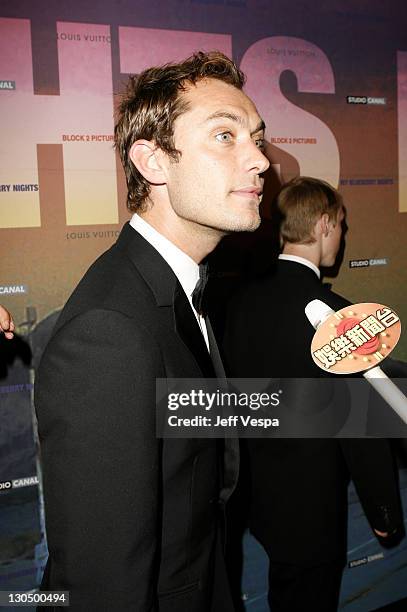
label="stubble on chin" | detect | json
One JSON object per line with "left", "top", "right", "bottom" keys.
{"left": 226, "top": 213, "right": 262, "bottom": 233}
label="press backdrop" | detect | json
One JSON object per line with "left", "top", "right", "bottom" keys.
{"left": 0, "top": 1, "right": 406, "bottom": 610}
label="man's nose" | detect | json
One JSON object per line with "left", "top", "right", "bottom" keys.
{"left": 247, "top": 142, "right": 270, "bottom": 175}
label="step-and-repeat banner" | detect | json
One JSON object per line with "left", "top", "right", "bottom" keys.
{"left": 0, "top": 1, "right": 406, "bottom": 609}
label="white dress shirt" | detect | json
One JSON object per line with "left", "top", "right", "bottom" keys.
{"left": 278, "top": 253, "right": 321, "bottom": 279}
{"left": 129, "top": 214, "right": 209, "bottom": 350}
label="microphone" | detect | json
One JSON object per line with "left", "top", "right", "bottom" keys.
{"left": 305, "top": 299, "right": 407, "bottom": 425}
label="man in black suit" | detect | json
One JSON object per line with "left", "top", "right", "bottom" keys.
{"left": 34, "top": 51, "right": 269, "bottom": 611}
{"left": 224, "top": 177, "right": 403, "bottom": 611}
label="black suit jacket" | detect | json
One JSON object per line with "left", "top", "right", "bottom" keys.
{"left": 223, "top": 259, "right": 402, "bottom": 564}
{"left": 35, "top": 223, "right": 238, "bottom": 611}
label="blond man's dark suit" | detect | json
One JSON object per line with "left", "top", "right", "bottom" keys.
{"left": 223, "top": 259, "right": 402, "bottom": 611}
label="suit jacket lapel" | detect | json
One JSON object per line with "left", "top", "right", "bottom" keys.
{"left": 205, "top": 317, "right": 226, "bottom": 379}
{"left": 205, "top": 316, "right": 239, "bottom": 502}
{"left": 116, "top": 222, "right": 215, "bottom": 377}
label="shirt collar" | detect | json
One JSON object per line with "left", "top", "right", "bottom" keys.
{"left": 129, "top": 213, "right": 199, "bottom": 301}
{"left": 278, "top": 253, "right": 321, "bottom": 279}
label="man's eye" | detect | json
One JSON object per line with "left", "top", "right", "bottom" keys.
{"left": 255, "top": 138, "right": 265, "bottom": 150}
{"left": 215, "top": 132, "right": 232, "bottom": 143}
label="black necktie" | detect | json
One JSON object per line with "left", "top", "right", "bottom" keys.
{"left": 192, "top": 263, "right": 226, "bottom": 377}
{"left": 192, "top": 263, "right": 209, "bottom": 317}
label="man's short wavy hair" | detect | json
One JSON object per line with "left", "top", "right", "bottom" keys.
{"left": 277, "top": 176, "right": 343, "bottom": 245}
{"left": 114, "top": 51, "right": 245, "bottom": 212}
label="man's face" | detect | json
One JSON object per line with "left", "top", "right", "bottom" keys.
{"left": 321, "top": 206, "right": 345, "bottom": 267}
{"left": 161, "top": 78, "right": 270, "bottom": 235}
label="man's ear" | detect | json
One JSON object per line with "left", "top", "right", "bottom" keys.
{"left": 129, "top": 140, "right": 166, "bottom": 185}
{"left": 319, "top": 213, "right": 331, "bottom": 237}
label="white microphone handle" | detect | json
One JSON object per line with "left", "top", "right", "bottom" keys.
{"left": 305, "top": 299, "right": 407, "bottom": 425}
{"left": 364, "top": 367, "right": 407, "bottom": 425}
